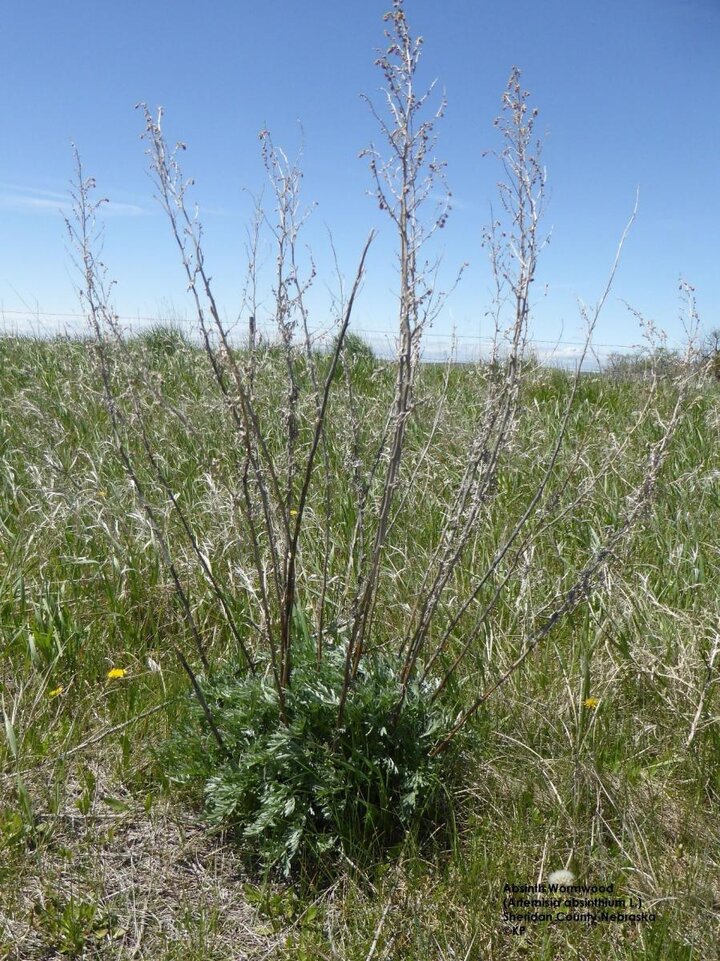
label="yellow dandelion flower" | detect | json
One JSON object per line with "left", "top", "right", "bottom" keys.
{"left": 107, "top": 668, "right": 127, "bottom": 680}
{"left": 289, "top": 509, "right": 298, "bottom": 516}
{"left": 583, "top": 697, "right": 600, "bottom": 710}
{"left": 49, "top": 686, "right": 64, "bottom": 698}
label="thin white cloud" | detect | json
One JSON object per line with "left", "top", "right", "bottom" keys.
{"left": 0, "top": 182, "right": 68, "bottom": 201}
{"left": 429, "top": 191, "right": 469, "bottom": 211}
{"left": 0, "top": 183, "right": 147, "bottom": 217}
{"left": 0, "top": 194, "right": 69, "bottom": 212}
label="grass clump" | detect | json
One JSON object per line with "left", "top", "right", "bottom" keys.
{"left": 331, "top": 330, "right": 376, "bottom": 381}
{"left": 164, "top": 635, "right": 460, "bottom": 878}
{"left": 136, "top": 322, "right": 189, "bottom": 356}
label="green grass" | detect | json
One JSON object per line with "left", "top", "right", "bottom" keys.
{"left": 1, "top": 334, "right": 718, "bottom": 959}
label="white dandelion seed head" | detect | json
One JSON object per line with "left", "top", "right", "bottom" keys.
{"left": 547, "top": 869, "right": 575, "bottom": 886}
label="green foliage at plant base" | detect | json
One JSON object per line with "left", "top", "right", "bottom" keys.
{"left": 163, "top": 638, "right": 460, "bottom": 877}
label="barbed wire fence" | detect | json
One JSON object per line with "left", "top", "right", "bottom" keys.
{"left": 0, "top": 306, "right": 681, "bottom": 371}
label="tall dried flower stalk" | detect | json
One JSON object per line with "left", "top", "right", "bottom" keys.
{"left": 68, "top": 0, "right": 694, "bottom": 759}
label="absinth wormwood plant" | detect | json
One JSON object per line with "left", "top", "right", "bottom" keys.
{"left": 68, "top": 0, "right": 697, "bottom": 875}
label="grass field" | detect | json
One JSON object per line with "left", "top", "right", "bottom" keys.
{"left": 1, "top": 334, "right": 718, "bottom": 960}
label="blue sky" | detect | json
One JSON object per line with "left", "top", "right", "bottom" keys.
{"left": 1, "top": 0, "right": 718, "bottom": 361}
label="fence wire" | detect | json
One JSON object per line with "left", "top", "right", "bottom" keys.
{"left": 0, "top": 308, "right": 674, "bottom": 371}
